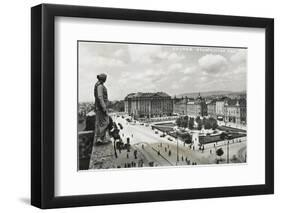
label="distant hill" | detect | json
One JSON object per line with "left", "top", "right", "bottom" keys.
{"left": 176, "top": 90, "right": 246, "bottom": 98}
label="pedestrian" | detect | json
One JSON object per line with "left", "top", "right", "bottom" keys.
{"left": 127, "top": 153, "right": 129, "bottom": 159}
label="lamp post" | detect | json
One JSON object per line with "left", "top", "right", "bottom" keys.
{"left": 227, "top": 140, "right": 230, "bottom": 163}
{"left": 176, "top": 132, "right": 179, "bottom": 164}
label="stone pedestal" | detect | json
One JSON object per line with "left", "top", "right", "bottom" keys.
{"left": 89, "top": 142, "right": 116, "bottom": 169}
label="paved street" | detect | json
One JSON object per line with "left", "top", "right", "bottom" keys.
{"left": 110, "top": 115, "right": 247, "bottom": 168}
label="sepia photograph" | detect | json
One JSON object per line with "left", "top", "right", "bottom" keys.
{"left": 77, "top": 41, "right": 247, "bottom": 170}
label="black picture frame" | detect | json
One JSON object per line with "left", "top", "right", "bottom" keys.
{"left": 31, "top": 3, "right": 274, "bottom": 209}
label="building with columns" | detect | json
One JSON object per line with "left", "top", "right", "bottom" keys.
{"left": 124, "top": 92, "right": 173, "bottom": 118}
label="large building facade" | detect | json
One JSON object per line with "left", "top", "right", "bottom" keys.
{"left": 124, "top": 91, "right": 246, "bottom": 125}
{"left": 124, "top": 92, "right": 173, "bottom": 118}
{"left": 173, "top": 93, "right": 207, "bottom": 117}
{"left": 207, "top": 100, "right": 216, "bottom": 117}
{"left": 215, "top": 100, "right": 225, "bottom": 117}
{"left": 173, "top": 97, "right": 188, "bottom": 115}
{"left": 224, "top": 99, "right": 247, "bottom": 124}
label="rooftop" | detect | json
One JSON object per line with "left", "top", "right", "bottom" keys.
{"left": 225, "top": 98, "right": 246, "bottom": 106}
{"left": 125, "top": 92, "right": 171, "bottom": 100}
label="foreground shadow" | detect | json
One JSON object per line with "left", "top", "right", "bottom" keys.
{"left": 19, "top": 197, "right": 30, "bottom": 205}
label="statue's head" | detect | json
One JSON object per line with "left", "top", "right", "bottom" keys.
{"left": 97, "top": 73, "right": 107, "bottom": 83}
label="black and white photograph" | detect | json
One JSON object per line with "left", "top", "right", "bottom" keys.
{"left": 78, "top": 41, "right": 247, "bottom": 170}
{"left": 29, "top": 2, "right": 274, "bottom": 209}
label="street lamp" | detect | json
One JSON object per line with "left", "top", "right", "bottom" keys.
{"left": 176, "top": 132, "right": 179, "bottom": 164}
{"left": 227, "top": 140, "right": 230, "bottom": 163}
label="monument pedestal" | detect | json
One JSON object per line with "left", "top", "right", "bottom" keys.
{"left": 89, "top": 142, "right": 116, "bottom": 169}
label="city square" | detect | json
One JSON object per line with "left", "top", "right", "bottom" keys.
{"left": 90, "top": 113, "right": 247, "bottom": 169}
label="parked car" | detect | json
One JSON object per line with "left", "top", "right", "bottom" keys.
{"left": 168, "top": 137, "right": 173, "bottom": 141}
{"left": 155, "top": 131, "right": 158, "bottom": 134}
{"left": 160, "top": 134, "right": 166, "bottom": 137}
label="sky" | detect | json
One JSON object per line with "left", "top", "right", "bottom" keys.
{"left": 78, "top": 41, "right": 247, "bottom": 102}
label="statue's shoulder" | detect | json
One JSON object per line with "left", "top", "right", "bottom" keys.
{"left": 95, "top": 81, "right": 103, "bottom": 88}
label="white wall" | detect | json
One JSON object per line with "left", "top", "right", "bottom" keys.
{"left": 0, "top": 0, "right": 279, "bottom": 212}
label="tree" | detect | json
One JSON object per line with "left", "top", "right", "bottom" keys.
{"left": 216, "top": 148, "right": 224, "bottom": 160}
{"left": 195, "top": 116, "right": 201, "bottom": 124}
{"left": 175, "top": 117, "right": 182, "bottom": 127}
{"left": 197, "top": 122, "right": 202, "bottom": 130}
{"left": 220, "top": 132, "right": 227, "bottom": 140}
{"left": 176, "top": 117, "right": 184, "bottom": 127}
{"left": 183, "top": 116, "right": 189, "bottom": 128}
{"left": 209, "top": 117, "right": 218, "bottom": 130}
{"left": 197, "top": 120, "right": 202, "bottom": 130}
{"left": 204, "top": 118, "right": 212, "bottom": 129}
{"left": 200, "top": 117, "right": 218, "bottom": 130}
{"left": 203, "top": 117, "right": 207, "bottom": 126}
{"left": 189, "top": 117, "right": 194, "bottom": 130}
{"left": 195, "top": 116, "right": 202, "bottom": 130}
{"left": 176, "top": 116, "right": 189, "bottom": 128}
{"left": 180, "top": 132, "right": 192, "bottom": 144}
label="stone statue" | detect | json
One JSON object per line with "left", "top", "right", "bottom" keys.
{"left": 93, "top": 73, "right": 111, "bottom": 145}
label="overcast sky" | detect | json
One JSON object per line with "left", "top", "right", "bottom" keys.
{"left": 78, "top": 41, "right": 247, "bottom": 102}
